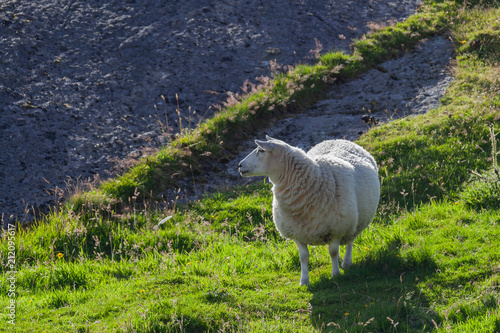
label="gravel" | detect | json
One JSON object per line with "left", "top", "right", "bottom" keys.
{"left": 0, "top": 0, "right": 429, "bottom": 222}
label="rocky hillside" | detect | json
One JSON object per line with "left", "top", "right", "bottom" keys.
{"left": 0, "top": 0, "right": 423, "bottom": 221}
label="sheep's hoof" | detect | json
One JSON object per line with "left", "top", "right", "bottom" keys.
{"left": 341, "top": 261, "right": 352, "bottom": 270}
{"left": 331, "top": 271, "right": 341, "bottom": 278}
{"left": 299, "top": 279, "right": 310, "bottom": 286}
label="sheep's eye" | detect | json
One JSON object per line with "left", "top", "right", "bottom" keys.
{"left": 257, "top": 148, "right": 265, "bottom": 154}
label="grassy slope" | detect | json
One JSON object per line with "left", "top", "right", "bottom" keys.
{"left": 92, "top": 0, "right": 448, "bottom": 204}
{"left": 2, "top": 1, "right": 500, "bottom": 332}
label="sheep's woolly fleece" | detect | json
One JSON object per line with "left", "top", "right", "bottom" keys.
{"left": 251, "top": 139, "right": 380, "bottom": 246}
{"left": 1, "top": 0, "right": 427, "bottom": 222}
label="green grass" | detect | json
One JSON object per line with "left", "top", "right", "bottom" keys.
{"left": 2, "top": 0, "right": 500, "bottom": 332}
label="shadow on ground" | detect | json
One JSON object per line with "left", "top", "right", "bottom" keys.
{"left": 308, "top": 239, "right": 439, "bottom": 332}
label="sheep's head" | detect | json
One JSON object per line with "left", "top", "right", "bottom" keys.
{"left": 238, "top": 136, "right": 284, "bottom": 179}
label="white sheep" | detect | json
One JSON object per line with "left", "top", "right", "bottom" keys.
{"left": 238, "top": 136, "right": 380, "bottom": 285}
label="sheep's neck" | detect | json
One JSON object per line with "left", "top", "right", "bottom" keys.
{"left": 271, "top": 154, "right": 324, "bottom": 214}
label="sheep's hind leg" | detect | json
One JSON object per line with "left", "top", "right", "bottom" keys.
{"left": 294, "top": 240, "right": 310, "bottom": 286}
{"left": 329, "top": 238, "right": 341, "bottom": 277}
{"left": 341, "top": 242, "right": 353, "bottom": 270}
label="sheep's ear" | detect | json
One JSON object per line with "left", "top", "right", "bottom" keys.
{"left": 255, "top": 140, "right": 277, "bottom": 152}
{"left": 265, "top": 135, "right": 278, "bottom": 141}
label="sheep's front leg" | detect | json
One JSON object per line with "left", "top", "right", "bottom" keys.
{"left": 329, "top": 239, "right": 341, "bottom": 277}
{"left": 341, "top": 242, "right": 353, "bottom": 270}
{"left": 294, "top": 240, "right": 310, "bottom": 285}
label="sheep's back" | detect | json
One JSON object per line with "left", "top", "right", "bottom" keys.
{"left": 307, "top": 139, "right": 377, "bottom": 172}
{"left": 308, "top": 139, "right": 380, "bottom": 242}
